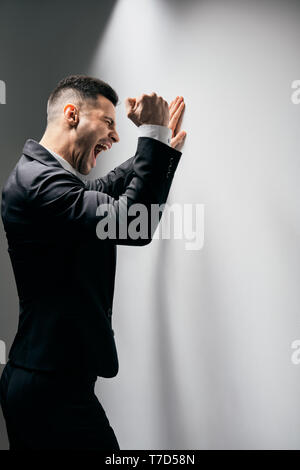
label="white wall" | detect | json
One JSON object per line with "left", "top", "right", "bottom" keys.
{"left": 88, "top": 0, "right": 300, "bottom": 449}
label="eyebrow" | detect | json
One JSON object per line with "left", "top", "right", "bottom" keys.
{"left": 104, "top": 115, "right": 115, "bottom": 126}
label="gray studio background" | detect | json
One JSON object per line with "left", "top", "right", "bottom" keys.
{"left": 1, "top": 0, "right": 300, "bottom": 450}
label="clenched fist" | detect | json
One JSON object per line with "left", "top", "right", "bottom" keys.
{"left": 125, "top": 92, "right": 169, "bottom": 127}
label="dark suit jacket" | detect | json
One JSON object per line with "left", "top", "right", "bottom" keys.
{"left": 1, "top": 137, "right": 182, "bottom": 377}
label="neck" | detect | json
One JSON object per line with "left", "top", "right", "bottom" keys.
{"left": 39, "top": 126, "right": 74, "bottom": 167}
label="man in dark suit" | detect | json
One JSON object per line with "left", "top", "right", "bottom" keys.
{"left": 0, "top": 75, "right": 186, "bottom": 450}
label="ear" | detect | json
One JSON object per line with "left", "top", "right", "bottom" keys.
{"left": 64, "top": 104, "right": 79, "bottom": 127}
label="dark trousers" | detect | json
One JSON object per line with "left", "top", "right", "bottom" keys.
{"left": 0, "top": 360, "right": 120, "bottom": 450}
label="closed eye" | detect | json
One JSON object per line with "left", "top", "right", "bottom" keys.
{"left": 103, "top": 116, "right": 115, "bottom": 127}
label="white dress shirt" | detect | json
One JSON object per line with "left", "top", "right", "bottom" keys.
{"left": 44, "top": 124, "right": 172, "bottom": 183}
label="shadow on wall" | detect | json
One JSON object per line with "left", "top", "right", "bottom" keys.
{"left": 0, "top": 0, "right": 117, "bottom": 451}
{"left": 0, "top": 0, "right": 118, "bottom": 181}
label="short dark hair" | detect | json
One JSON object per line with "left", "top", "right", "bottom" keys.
{"left": 47, "top": 75, "right": 119, "bottom": 121}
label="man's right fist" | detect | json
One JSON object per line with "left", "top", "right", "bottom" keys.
{"left": 125, "top": 92, "right": 169, "bottom": 127}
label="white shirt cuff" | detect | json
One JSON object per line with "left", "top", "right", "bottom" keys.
{"left": 138, "top": 124, "right": 172, "bottom": 146}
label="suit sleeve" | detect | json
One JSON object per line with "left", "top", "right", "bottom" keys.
{"left": 28, "top": 137, "right": 182, "bottom": 246}
{"left": 86, "top": 125, "right": 173, "bottom": 197}
{"left": 84, "top": 156, "right": 135, "bottom": 198}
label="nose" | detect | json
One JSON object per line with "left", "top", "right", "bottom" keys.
{"left": 110, "top": 129, "right": 120, "bottom": 144}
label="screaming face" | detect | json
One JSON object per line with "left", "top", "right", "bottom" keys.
{"left": 68, "top": 94, "right": 120, "bottom": 175}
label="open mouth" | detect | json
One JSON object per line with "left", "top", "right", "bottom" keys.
{"left": 93, "top": 143, "right": 111, "bottom": 159}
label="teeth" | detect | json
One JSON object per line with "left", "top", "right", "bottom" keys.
{"left": 94, "top": 143, "right": 110, "bottom": 157}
